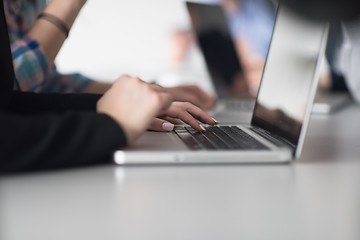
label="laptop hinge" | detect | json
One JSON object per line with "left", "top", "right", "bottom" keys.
{"left": 250, "top": 126, "right": 296, "bottom": 152}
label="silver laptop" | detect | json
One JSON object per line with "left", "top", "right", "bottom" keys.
{"left": 186, "top": 1, "right": 277, "bottom": 116}
{"left": 114, "top": 4, "right": 329, "bottom": 165}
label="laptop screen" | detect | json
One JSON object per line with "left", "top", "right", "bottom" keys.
{"left": 186, "top": 2, "right": 243, "bottom": 98}
{"left": 186, "top": 1, "right": 277, "bottom": 99}
{"left": 251, "top": 5, "right": 328, "bottom": 152}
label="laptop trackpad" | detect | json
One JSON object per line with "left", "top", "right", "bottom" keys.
{"left": 126, "top": 131, "right": 187, "bottom": 151}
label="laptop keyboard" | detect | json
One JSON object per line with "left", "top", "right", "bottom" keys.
{"left": 174, "top": 126, "right": 269, "bottom": 150}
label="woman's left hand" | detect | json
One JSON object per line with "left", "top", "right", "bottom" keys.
{"left": 148, "top": 102, "right": 218, "bottom": 132}
{"left": 151, "top": 84, "right": 216, "bottom": 110}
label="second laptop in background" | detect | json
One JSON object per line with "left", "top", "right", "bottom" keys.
{"left": 186, "top": 1, "right": 351, "bottom": 118}
{"left": 186, "top": 1, "right": 277, "bottom": 120}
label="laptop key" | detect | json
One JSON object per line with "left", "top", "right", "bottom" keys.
{"left": 176, "top": 132, "right": 203, "bottom": 150}
{"left": 176, "top": 127, "right": 217, "bottom": 150}
{"left": 177, "top": 126, "right": 268, "bottom": 150}
{"left": 189, "top": 131, "right": 217, "bottom": 150}
{"left": 185, "top": 127, "right": 224, "bottom": 150}
{"left": 202, "top": 130, "right": 230, "bottom": 150}
{"left": 229, "top": 126, "right": 268, "bottom": 150}
{"left": 206, "top": 126, "right": 243, "bottom": 149}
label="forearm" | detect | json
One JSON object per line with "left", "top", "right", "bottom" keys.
{"left": 82, "top": 81, "right": 112, "bottom": 94}
{"left": 28, "top": 0, "right": 87, "bottom": 67}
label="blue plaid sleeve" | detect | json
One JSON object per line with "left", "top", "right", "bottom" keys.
{"left": 11, "top": 36, "right": 49, "bottom": 92}
{"left": 11, "top": 35, "right": 92, "bottom": 93}
{"left": 5, "top": 0, "right": 93, "bottom": 93}
{"left": 43, "top": 67, "right": 93, "bottom": 93}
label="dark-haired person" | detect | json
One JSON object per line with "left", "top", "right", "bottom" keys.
{"left": 281, "top": 0, "right": 360, "bottom": 103}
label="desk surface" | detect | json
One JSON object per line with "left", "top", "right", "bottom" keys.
{"left": 1, "top": 105, "right": 360, "bottom": 240}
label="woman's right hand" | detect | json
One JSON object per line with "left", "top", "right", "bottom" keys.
{"left": 97, "top": 75, "right": 217, "bottom": 145}
{"left": 97, "top": 75, "right": 173, "bottom": 145}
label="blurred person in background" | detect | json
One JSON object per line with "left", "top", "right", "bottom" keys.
{"left": 171, "top": 0, "right": 277, "bottom": 96}
{"left": 281, "top": 0, "right": 360, "bottom": 103}
{"left": 171, "top": 0, "right": 352, "bottom": 98}
{"left": 4, "top": 0, "right": 216, "bottom": 109}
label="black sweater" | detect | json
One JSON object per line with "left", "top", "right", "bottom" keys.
{"left": 0, "top": 92, "right": 127, "bottom": 173}
{"left": 0, "top": 1, "right": 126, "bottom": 173}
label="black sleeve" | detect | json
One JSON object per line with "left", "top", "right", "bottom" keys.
{"left": 0, "top": 91, "right": 128, "bottom": 173}
{"left": 0, "top": 1, "right": 128, "bottom": 173}
{"left": 3, "top": 91, "right": 102, "bottom": 113}
{"left": 0, "top": 111, "right": 127, "bottom": 173}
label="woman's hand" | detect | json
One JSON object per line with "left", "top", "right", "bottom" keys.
{"left": 148, "top": 102, "right": 218, "bottom": 132}
{"left": 97, "top": 75, "right": 218, "bottom": 145}
{"left": 97, "top": 75, "right": 172, "bottom": 145}
{"left": 151, "top": 84, "right": 216, "bottom": 110}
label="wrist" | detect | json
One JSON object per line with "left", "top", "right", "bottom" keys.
{"left": 74, "top": 0, "right": 87, "bottom": 8}
{"left": 53, "top": 0, "right": 87, "bottom": 8}
{"left": 96, "top": 103, "right": 136, "bottom": 145}
{"left": 103, "top": 114, "right": 137, "bottom": 145}
{"left": 44, "top": 0, "right": 87, "bottom": 27}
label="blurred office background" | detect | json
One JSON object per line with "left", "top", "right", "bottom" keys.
{"left": 56, "top": 0, "right": 212, "bottom": 89}
{"left": 55, "top": 0, "right": 329, "bottom": 95}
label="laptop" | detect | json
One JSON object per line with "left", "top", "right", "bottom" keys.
{"left": 185, "top": 1, "right": 276, "bottom": 117}
{"left": 114, "top": 4, "right": 329, "bottom": 165}
{"left": 186, "top": 1, "right": 346, "bottom": 118}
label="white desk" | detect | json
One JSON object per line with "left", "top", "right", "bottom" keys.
{"left": 1, "top": 105, "right": 360, "bottom": 240}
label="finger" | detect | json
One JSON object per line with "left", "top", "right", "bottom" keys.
{"left": 191, "top": 86, "right": 215, "bottom": 102}
{"left": 198, "top": 96, "right": 216, "bottom": 110}
{"left": 176, "top": 111, "right": 205, "bottom": 132}
{"left": 133, "top": 76, "right": 148, "bottom": 84}
{"left": 149, "top": 83, "right": 165, "bottom": 93}
{"left": 157, "top": 92, "right": 174, "bottom": 113}
{"left": 167, "top": 86, "right": 216, "bottom": 110}
{"left": 148, "top": 118, "right": 175, "bottom": 132}
{"left": 120, "top": 74, "right": 132, "bottom": 78}
{"left": 184, "top": 86, "right": 216, "bottom": 110}
{"left": 187, "top": 93, "right": 216, "bottom": 110}
{"left": 159, "top": 116, "right": 183, "bottom": 125}
{"left": 178, "top": 102, "right": 218, "bottom": 125}
{"left": 164, "top": 103, "right": 216, "bottom": 131}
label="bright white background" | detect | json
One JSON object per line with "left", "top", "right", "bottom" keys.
{"left": 56, "top": 0, "right": 213, "bottom": 91}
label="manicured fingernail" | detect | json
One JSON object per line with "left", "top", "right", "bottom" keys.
{"left": 211, "top": 117, "right": 218, "bottom": 124}
{"left": 200, "top": 125, "right": 206, "bottom": 131}
{"left": 162, "top": 122, "right": 174, "bottom": 131}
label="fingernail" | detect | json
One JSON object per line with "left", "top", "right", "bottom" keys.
{"left": 200, "top": 125, "right": 206, "bottom": 132}
{"left": 162, "top": 122, "right": 174, "bottom": 131}
{"left": 211, "top": 117, "right": 218, "bottom": 124}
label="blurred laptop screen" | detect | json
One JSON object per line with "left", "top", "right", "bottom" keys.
{"left": 252, "top": 5, "right": 328, "bottom": 146}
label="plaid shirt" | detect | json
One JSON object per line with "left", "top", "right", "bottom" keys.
{"left": 4, "top": 0, "right": 92, "bottom": 92}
